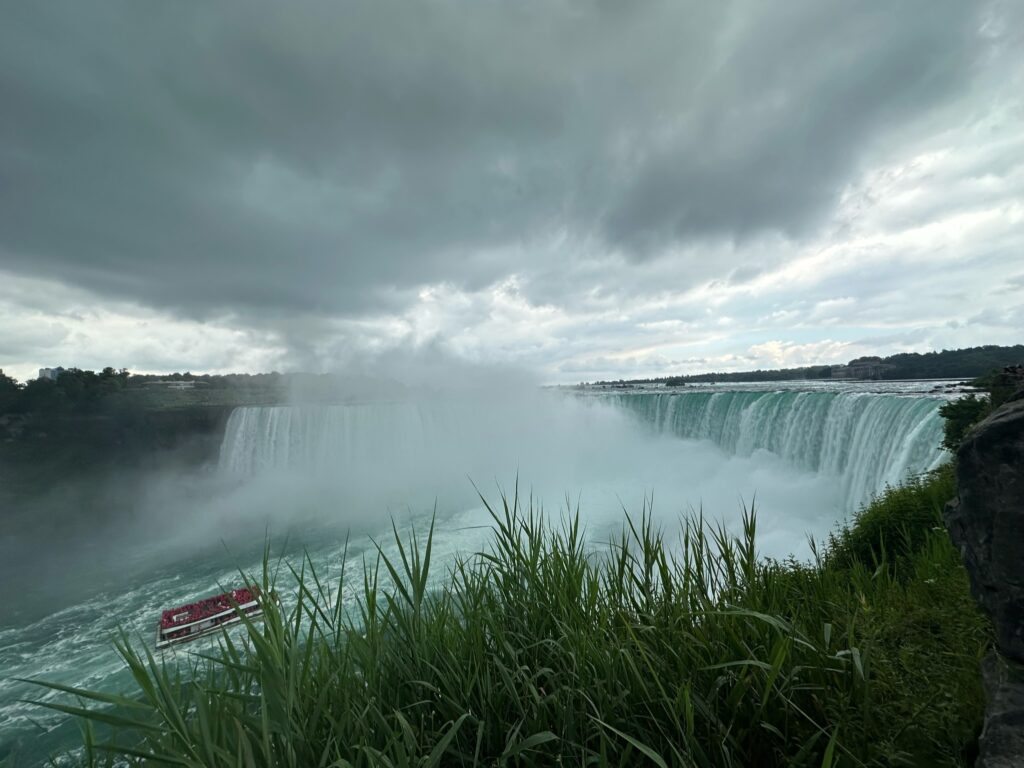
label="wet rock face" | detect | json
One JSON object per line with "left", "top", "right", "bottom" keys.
{"left": 978, "top": 654, "right": 1024, "bottom": 768}
{"left": 945, "top": 395, "right": 1024, "bottom": 661}
{"left": 944, "top": 392, "right": 1024, "bottom": 768}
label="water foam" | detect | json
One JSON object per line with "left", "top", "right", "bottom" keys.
{"left": 218, "top": 390, "right": 947, "bottom": 512}
{"left": 609, "top": 390, "right": 947, "bottom": 509}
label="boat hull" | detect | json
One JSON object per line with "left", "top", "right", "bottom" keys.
{"left": 155, "top": 605, "right": 268, "bottom": 651}
{"left": 156, "top": 587, "right": 278, "bottom": 652}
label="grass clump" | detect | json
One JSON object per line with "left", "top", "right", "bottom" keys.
{"left": 825, "top": 467, "right": 956, "bottom": 571}
{"left": 35, "top": 471, "right": 989, "bottom": 767}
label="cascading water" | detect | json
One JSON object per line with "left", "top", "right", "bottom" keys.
{"left": 608, "top": 390, "right": 947, "bottom": 510}
{"left": 218, "top": 401, "right": 464, "bottom": 475}
{"left": 219, "top": 389, "right": 949, "bottom": 513}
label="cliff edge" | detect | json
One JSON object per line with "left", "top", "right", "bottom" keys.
{"left": 945, "top": 387, "right": 1024, "bottom": 767}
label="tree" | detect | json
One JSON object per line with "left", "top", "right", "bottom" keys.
{"left": 938, "top": 395, "right": 989, "bottom": 452}
{"left": 0, "top": 371, "right": 20, "bottom": 413}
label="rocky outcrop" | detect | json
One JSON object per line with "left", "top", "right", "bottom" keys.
{"left": 946, "top": 395, "right": 1024, "bottom": 658}
{"left": 978, "top": 653, "right": 1024, "bottom": 768}
{"left": 945, "top": 391, "right": 1024, "bottom": 768}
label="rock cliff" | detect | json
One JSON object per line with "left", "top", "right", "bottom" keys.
{"left": 945, "top": 388, "right": 1024, "bottom": 767}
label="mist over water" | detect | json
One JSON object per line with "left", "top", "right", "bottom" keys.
{"left": 0, "top": 381, "right": 952, "bottom": 765}
{"left": 214, "top": 391, "right": 849, "bottom": 552}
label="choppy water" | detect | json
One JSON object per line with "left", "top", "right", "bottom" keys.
{"left": 0, "top": 381, "right": 959, "bottom": 764}
{"left": 0, "top": 515, "right": 494, "bottom": 766}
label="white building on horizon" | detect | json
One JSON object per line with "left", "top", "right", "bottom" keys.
{"left": 38, "top": 367, "right": 66, "bottom": 381}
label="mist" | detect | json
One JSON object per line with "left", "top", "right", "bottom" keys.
{"left": 179, "top": 383, "right": 844, "bottom": 561}
{"left": 0, "top": 337, "right": 954, "bottom": 615}
{"left": 1, "top": 379, "right": 843, "bottom": 621}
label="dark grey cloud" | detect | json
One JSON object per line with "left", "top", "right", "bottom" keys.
{"left": 0, "top": 0, "right": 995, "bottom": 331}
{"left": 603, "top": 3, "right": 981, "bottom": 249}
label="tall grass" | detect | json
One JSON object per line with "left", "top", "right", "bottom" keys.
{"left": 33, "top": 466, "right": 988, "bottom": 767}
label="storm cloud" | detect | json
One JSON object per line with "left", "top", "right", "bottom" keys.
{"left": 0, "top": 0, "right": 1021, "bottom": 380}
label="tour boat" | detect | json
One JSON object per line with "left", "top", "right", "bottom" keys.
{"left": 156, "top": 586, "right": 270, "bottom": 650}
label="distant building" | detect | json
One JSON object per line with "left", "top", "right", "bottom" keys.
{"left": 143, "top": 380, "right": 203, "bottom": 390}
{"left": 830, "top": 358, "right": 895, "bottom": 380}
{"left": 38, "top": 367, "right": 66, "bottom": 381}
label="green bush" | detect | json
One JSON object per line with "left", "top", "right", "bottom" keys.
{"left": 938, "top": 396, "right": 990, "bottom": 453}
{"left": 826, "top": 466, "right": 955, "bottom": 571}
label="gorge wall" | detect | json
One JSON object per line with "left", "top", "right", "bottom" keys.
{"left": 945, "top": 389, "right": 1024, "bottom": 768}
{"left": 0, "top": 405, "right": 233, "bottom": 524}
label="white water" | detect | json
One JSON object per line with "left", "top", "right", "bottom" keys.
{"left": 607, "top": 390, "right": 947, "bottom": 510}
{"left": 219, "top": 400, "right": 468, "bottom": 476}
{"left": 218, "top": 389, "right": 947, "bottom": 512}
{"left": 1, "top": 383, "right": 954, "bottom": 764}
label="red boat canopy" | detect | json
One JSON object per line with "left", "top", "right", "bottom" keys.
{"left": 159, "top": 586, "right": 260, "bottom": 630}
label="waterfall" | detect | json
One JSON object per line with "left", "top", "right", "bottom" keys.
{"left": 219, "top": 390, "right": 949, "bottom": 513}
{"left": 218, "top": 401, "right": 467, "bottom": 475}
{"left": 607, "top": 390, "right": 948, "bottom": 510}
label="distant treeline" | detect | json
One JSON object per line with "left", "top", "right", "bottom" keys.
{"left": 0, "top": 367, "right": 133, "bottom": 417}
{"left": 0, "top": 368, "right": 408, "bottom": 419}
{"left": 873, "top": 345, "right": 1024, "bottom": 379}
{"left": 663, "top": 365, "right": 834, "bottom": 385}
{"left": 0, "top": 368, "right": 287, "bottom": 418}
{"left": 588, "top": 344, "right": 1024, "bottom": 386}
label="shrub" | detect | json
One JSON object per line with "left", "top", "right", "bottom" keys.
{"left": 938, "top": 396, "right": 990, "bottom": 453}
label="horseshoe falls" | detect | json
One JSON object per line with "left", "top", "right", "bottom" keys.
{"left": 608, "top": 390, "right": 947, "bottom": 510}
{"left": 218, "top": 389, "right": 949, "bottom": 514}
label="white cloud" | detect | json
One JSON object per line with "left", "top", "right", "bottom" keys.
{"left": 0, "top": 273, "right": 287, "bottom": 382}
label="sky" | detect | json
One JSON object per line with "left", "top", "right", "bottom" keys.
{"left": 1, "top": 0, "right": 1022, "bottom": 384}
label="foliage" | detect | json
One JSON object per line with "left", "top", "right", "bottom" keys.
{"left": 34, "top": 472, "right": 989, "bottom": 767}
{"left": 938, "top": 395, "right": 990, "bottom": 453}
{"left": 970, "top": 367, "right": 1023, "bottom": 411}
{"left": 0, "top": 370, "right": 19, "bottom": 413}
{"left": 826, "top": 466, "right": 956, "bottom": 571}
{"left": 937, "top": 365, "right": 1023, "bottom": 453}
{"left": 879, "top": 346, "right": 1023, "bottom": 382}
{"left": 0, "top": 367, "right": 131, "bottom": 417}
